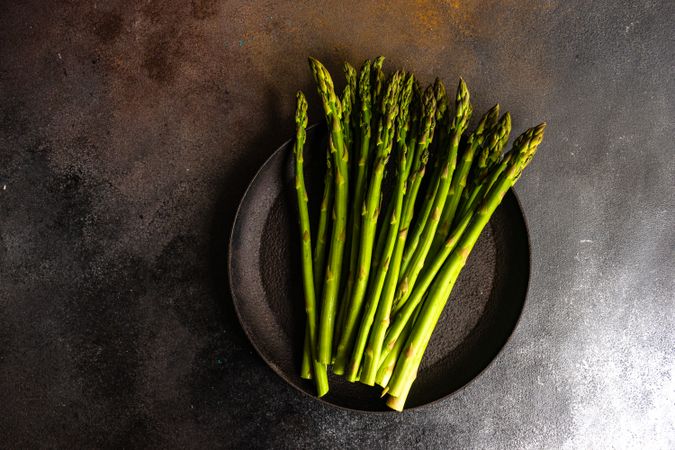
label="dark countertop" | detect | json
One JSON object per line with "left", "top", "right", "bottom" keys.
{"left": 1, "top": 1, "right": 673, "bottom": 448}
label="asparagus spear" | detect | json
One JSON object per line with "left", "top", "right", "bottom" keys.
{"left": 429, "top": 78, "right": 449, "bottom": 158}
{"left": 300, "top": 329, "right": 312, "bottom": 380}
{"left": 370, "top": 79, "right": 417, "bottom": 267}
{"left": 335, "top": 61, "right": 372, "bottom": 353}
{"left": 370, "top": 80, "right": 415, "bottom": 274}
{"left": 308, "top": 57, "right": 349, "bottom": 364}
{"left": 380, "top": 154, "right": 511, "bottom": 358}
{"left": 399, "top": 79, "right": 449, "bottom": 276}
{"left": 385, "top": 321, "right": 428, "bottom": 411}
{"left": 370, "top": 56, "right": 386, "bottom": 132}
{"left": 393, "top": 79, "right": 472, "bottom": 313}
{"left": 400, "top": 169, "right": 439, "bottom": 276}
{"left": 365, "top": 56, "right": 386, "bottom": 173}
{"left": 340, "top": 62, "right": 357, "bottom": 289}
{"left": 341, "top": 63, "right": 357, "bottom": 155}
{"left": 333, "top": 72, "right": 403, "bottom": 374}
{"left": 300, "top": 330, "right": 312, "bottom": 379}
{"left": 471, "top": 110, "right": 507, "bottom": 184}
{"left": 431, "top": 104, "right": 500, "bottom": 253}
{"left": 346, "top": 73, "right": 414, "bottom": 381}
{"left": 371, "top": 192, "right": 394, "bottom": 275}
{"left": 456, "top": 112, "right": 511, "bottom": 221}
{"left": 385, "top": 124, "right": 546, "bottom": 405}
{"left": 359, "top": 77, "right": 432, "bottom": 385}
{"left": 314, "top": 149, "right": 334, "bottom": 299}
{"left": 375, "top": 301, "right": 422, "bottom": 388}
{"left": 292, "top": 92, "right": 329, "bottom": 396}
{"left": 304, "top": 147, "right": 334, "bottom": 371}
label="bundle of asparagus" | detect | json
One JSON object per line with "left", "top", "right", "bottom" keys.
{"left": 292, "top": 56, "right": 545, "bottom": 411}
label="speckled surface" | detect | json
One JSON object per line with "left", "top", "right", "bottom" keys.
{"left": 0, "top": 0, "right": 673, "bottom": 448}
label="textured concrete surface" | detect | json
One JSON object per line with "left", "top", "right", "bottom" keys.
{"left": 0, "top": 0, "right": 673, "bottom": 448}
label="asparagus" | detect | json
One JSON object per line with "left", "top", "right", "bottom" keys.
{"left": 308, "top": 149, "right": 333, "bottom": 369}
{"left": 385, "top": 321, "right": 429, "bottom": 411}
{"left": 385, "top": 124, "right": 546, "bottom": 406}
{"left": 335, "top": 61, "right": 372, "bottom": 353}
{"left": 370, "top": 56, "right": 386, "bottom": 132}
{"left": 346, "top": 74, "right": 414, "bottom": 381}
{"left": 399, "top": 79, "right": 449, "bottom": 276}
{"left": 300, "top": 330, "right": 312, "bottom": 380}
{"left": 309, "top": 58, "right": 349, "bottom": 364}
{"left": 304, "top": 136, "right": 338, "bottom": 379}
{"left": 393, "top": 79, "right": 472, "bottom": 313}
{"left": 472, "top": 110, "right": 507, "bottom": 184}
{"left": 400, "top": 167, "right": 439, "bottom": 276}
{"left": 340, "top": 62, "right": 357, "bottom": 294}
{"left": 375, "top": 301, "right": 422, "bottom": 387}
{"left": 333, "top": 72, "right": 403, "bottom": 374}
{"left": 341, "top": 63, "right": 357, "bottom": 155}
{"left": 332, "top": 62, "right": 360, "bottom": 350}
{"left": 429, "top": 78, "right": 450, "bottom": 160}
{"left": 366, "top": 56, "right": 386, "bottom": 173}
{"left": 292, "top": 92, "right": 329, "bottom": 396}
{"left": 431, "top": 104, "right": 500, "bottom": 253}
{"left": 371, "top": 79, "right": 417, "bottom": 269}
{"left": 371, "top": 81, "right": 419, "bottom": 289}
{"left": 456, "top": 112, "right": 512, "bottom": 221}
{"left": 291, "top": 56, "right": 548, "bottom": 411}
{"left": 380, "top": 155, "right": 510, "bottom": 358}
{"left": 371, "top": 192, "right": 394, "bottom": 275}
{"left": 359, "top": 77, "right": 432, "bottom": 385}
{"left": 314, "top": 149, "right": 334, "bottom": 299}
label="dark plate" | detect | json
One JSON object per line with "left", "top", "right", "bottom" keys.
{"left": 228, "top": 124, "right": 530, "bottom": 412}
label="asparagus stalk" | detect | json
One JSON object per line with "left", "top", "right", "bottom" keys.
{"left": 385, "top": 124, "right": 546, "bottom": 404}
{"left": 370, "top": 56, "right": 386, "bottom": 132}
{"left": 333, "top": 62, "right": 356, "bottom": 350}
{"left": 341, "top": 63, "right": 357, "bottom": 155}
{"left": 431, "top": 104, "right": 500, "bottom": 253}
{"left": 472, "top": 110, "right": 507, "bottom": 184}
{"left": 309, "top": 58, "right": 349, "bottom": 364}
{"left": 429, "top": 78, "right": 449, "bottom": 159}
{"left": 400, "top": 168, "right": 439, "bottom": 276}
{"left": 371, "top": 79, "right": 417, "bottom": 271}
{"left": 393, "top": 79, "right": 472, "bottom": 313}
{"left": 456, "top": 112, "right": 511, "bottom": 221}
{"left": 372, "top": 192, "right": 394, "bottom": 274}
{"left": 385, "top": 321, "right": 429, "bottom": 411}
{"left": 340, "top": 62, "right": 357, "bottom": 290}
{"left": 399, "top": 79, "right": 449, "bottom": 276}
{"left": 333, "top": 72, "right": 403, "bottom": 374}
{"left": 380, "top": 155, "right": 510, "bottom": 358}
{"left": 292, "top": 92, "right": 329, "bottom": 396}
{"left": 300, "top": 329, "right": 312, "bottom": 379}
{"left": 370, "top": 83, "right": 417, "bottom": 285}
{"left": 335, "top": 61, "right": 372, "bottom": 353}
{"left": 365, "top": 56, "right": 386, "bottom": 173}
{"left": 346, "top": 74, "right": 414, "bottom": 381}
{"left": 314, "top": 150, "right": 334, "bottom": 299}
{"left": 310, "top": 148, "right": 334, "bottom": 368}
{"left": 359, "top": 77, "right": 432, "bottom": 385}
{"left": 375, "top": 301, "right": 422, "bottom": 387}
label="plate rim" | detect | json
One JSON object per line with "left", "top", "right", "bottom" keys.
{"left": 228, "top": 124, "right": 532, "bottom": 413}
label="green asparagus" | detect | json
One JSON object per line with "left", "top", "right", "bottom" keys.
{"left": 287, "top": 56, "right": 546, "bottom": 411}
{"left": 309, "top": 57, "right": 349, "bottom": 364}
{"left": 293, "top": 92, "right": 329, "bottom": 396}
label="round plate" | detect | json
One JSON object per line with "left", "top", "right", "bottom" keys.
{"left": 228, "top": 124, "right": 530, "bottom": 412}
